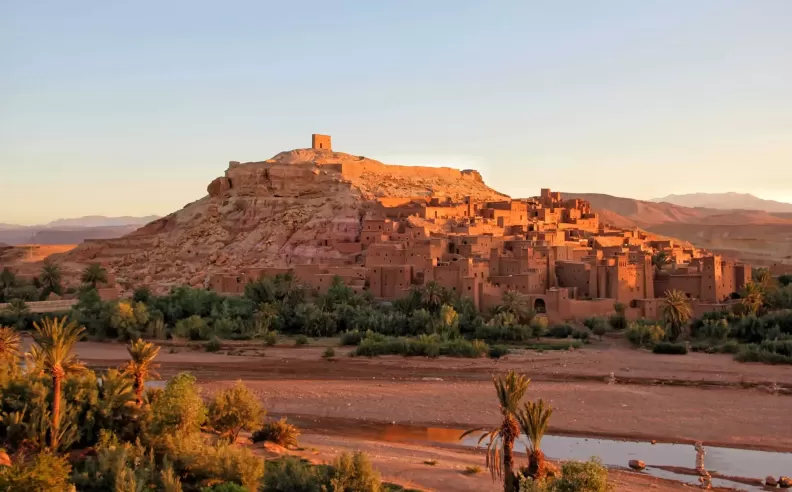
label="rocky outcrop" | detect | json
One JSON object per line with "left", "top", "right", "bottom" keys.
{"left": 61, "top": 148, "right": 505, "bottom": 292}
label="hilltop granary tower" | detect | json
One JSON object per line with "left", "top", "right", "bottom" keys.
{"left": 312, "top": 134, "right": 332, "bottom": 151}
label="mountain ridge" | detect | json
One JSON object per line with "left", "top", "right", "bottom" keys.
{"left": 651, "top": 192, "right": 792, "bottom": 213}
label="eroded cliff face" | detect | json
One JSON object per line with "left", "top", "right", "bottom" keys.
{"left": 63, "top": 149, "right": 505, "bottom": 292}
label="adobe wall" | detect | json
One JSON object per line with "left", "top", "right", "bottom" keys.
{"left": 655, "top": 274, "right": 701, "bottom": 299}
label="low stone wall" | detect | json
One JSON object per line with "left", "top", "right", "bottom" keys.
{"left": 0, "top": 299, "right": 77, "bottom": 313}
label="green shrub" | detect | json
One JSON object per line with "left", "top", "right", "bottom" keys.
{"left": 174, "top": 315, "right": 210, "bottom": 341}
{"left": 719, "top": 339, "right": 740, "bottom": 354}
{"left": 463, "top": 465, "right": 482, "bottom": 475}
{"left": 529, "top": 317, "right": 548, "bottom": 338}
{"left": 329, "top": 451, "right": 382, "bottom": 492}
{"left": 352, "top": 333, "right": 486, "bottom": 358}
{"left": 625, "top": 323, "right": 664, "bottom": 348}
{"left": 167, "top": 437, "right": 265, "bottom": 491}
{"left": 208, "top": 381, "right": 266, "bottom": 442}
{"left": 551, "top": 457, "right": 612, "bottom": 492}
{"left": 547, "top": 324, "right": 573, "bottom": 338}
{"left": 206, "top": 336, "right": 222, "bottom": 352}
{"left": 200, "top": 483, "right": 248, "bottom": 492}
{"left": 608, "top": 313, "right": 628, "bottom": 331}
{"left": 263, "top": 329, "right": 278, "bottom": 346}
{"left": 71, "top": 432, "right": 155, "bottom": 492}
{"left": 340, "top": 330, "right": 363, "bottom": 346}
{"left": 295, "top": 335, "right": 309, "bottom": 346}
{"left": 584, "top": 317, "right": 609, "bottom": 340}
{"left": 0, "top": 451, "right": 72, "bottom": 492}
{"left": 652, "top": 342, "right": 688, "bottom": 355}
{"left": 571, "top": 329, "right": 590, "bottom": 341}
{"left": 263, "top": 457, "right": 330, "bottom": 492}
{"left": 251, "top": 417, "right": 300, "bottom": 447}
{"left": 488, "top": 345, "right": 510, "bottom": 359}
{"left": 148, "top": 372, "right": 207, "bottom": 437}
{"left": 696, "top": 319, "right": 730, "bottom": 340}
{"left": 735, "top": 340, "right": 792, "bottom": 364}
{"left": 690, "top": 341, "right": 713, "bottom": 353}
{"left": 323, "top": 347, "right": 336, "bottom": 359}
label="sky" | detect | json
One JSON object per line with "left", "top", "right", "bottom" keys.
{"left": 1, "top": 0, "right": 791, "bottom": 225}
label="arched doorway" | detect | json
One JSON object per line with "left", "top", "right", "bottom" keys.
{"left": 534, "top": 298, "right": 546, "bottom": 313}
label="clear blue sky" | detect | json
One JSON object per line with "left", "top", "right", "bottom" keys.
{"left": 1, "top": 0, "right": 791, "bottom": 225}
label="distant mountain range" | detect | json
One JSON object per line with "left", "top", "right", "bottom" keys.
{"left": 651, "top": 192, "right": 792, "bottom": 213}
{"left": 0, "top": 215, "right": 159, "bottom": 245}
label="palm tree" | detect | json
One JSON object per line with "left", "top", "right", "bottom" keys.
{"left": 0, "top": 326, "right": 21, "bottom": 367}
{"left": 499, "top": 290, "right": 533, "bottom": 324}
{"left": 461, "top": 371, "right": 530, "bottom": 491}
{"left": 31, "top": 316, "right": 86, "bottom": 449}
{"left": 420, "top": 281, "right": 445, "bottom": 312}
{"left": 651, "top": 252, "right": 669, "bottom": 277}
{"left": 516, "top": 399, "right": 553, "bottom": 479}
{"left": 39, "top": 262, "right": 63, "bottom": 297}
{"left": 95, "top": 368, "right": 140, "bottom": 434}
{"left": 661, "top": 289, "right": 692, "bottom": 342}
{"left": 740, "top": 282, "right": 764, "bottom": 316}
{"left": 5, "top": 298, "right": 30, "bottom": 318}
{"left": 80, "top": 263, "right": 108, "bottom": 288}
{"left": 123, "top": 339, "right": 161, "bottom": 406}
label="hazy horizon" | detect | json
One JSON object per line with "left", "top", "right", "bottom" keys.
{"left": 2, "top": 1, "right": 791, "bottom": 225}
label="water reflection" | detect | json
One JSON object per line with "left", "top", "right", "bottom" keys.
{"left": 297, "top": 418, "right": 788, "bottom": 491}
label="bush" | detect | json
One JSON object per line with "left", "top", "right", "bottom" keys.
{"left": 166, "top": 437, "right": 265, "bottom": 491}
{"left": 251, "top": 417, "right": 300, "bottom": 447}
{"left": 552, "top": 457, "right": 612, "bottom": 492}
{"left": 200, "top": 484, "right": 248, "bottom": 492}
{"left": 547, "top": 324, "right": 573, "bottom": 338}
{"left": 323, "top": 347, "right": 336, "bottom": 359}
{"left": 340, "top": 330, "right": 363, "bottom": 346}
{"left": 652, "top": 342, "right": 688, "bottom": 355}
{"left": 0, "top": 451, "right": 72, "bottom": 492}
{"left": 148, "top": 372, "right": 207, "bottom": 437}
{"left": 329, "top": 451, "right": 382, "bottom": 492}
{"left": 529, "top": 317, "right": 548, "bottom": 338}
{"left": 206, "top": 336, "right": 222, "bottom": 352}
{"left": 608, "top": 313, "right": 628, "bottom": 331}
{"left": 584, "top": 317, "right": 609, "bottom": 340}
{"left": 263, "top": 457, "right": 330, "bottom": 492}
{"left": 625, "top": 323, "right": 665, "bottom": 348}
{"left": 735, "top": 339, "right": 792, "bottom": 364}
{"left": 174, "top": 315, "right": 211, "bottom": 341}
{"left": 353, "top": 334, "right": 487, "bottom": 358}
{"left": 571, "top": 330, "right": 590, "bottom": 341}
{"left": 208, "top": 381, "right": 266, "bottom": 442}
{"left": 696, "top": 319, "right": 730, "bottom": 340}
{"left": 720, "top": 339, "right": 740, "bottom": 354}
{"left": 488, "top": 345, "right": 510, "bottom": 359}
{"left": 295, "top": 335, "right": 309, "bottom": 346}
{"left": 263, "top": 329, "right": 278, "bottom": 346}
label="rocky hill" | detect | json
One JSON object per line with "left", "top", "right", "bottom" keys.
{"left": 58, "top": 149, "right": 506, "bottom": 291}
